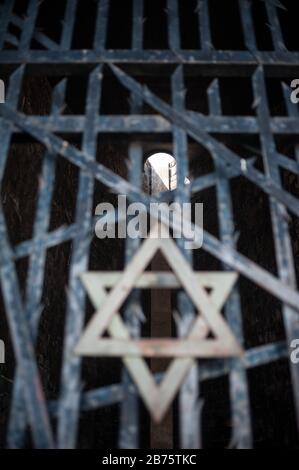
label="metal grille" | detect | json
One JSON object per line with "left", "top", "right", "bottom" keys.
{"left": 0, "top": 0, "right": 299, "bottom": 449}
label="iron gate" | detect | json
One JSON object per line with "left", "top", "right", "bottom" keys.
{"left": 0, "top": 0, "right": 299, "bottom": 449}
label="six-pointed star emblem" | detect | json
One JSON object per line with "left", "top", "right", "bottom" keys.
{"left": 75, "top": 223, "right": 242, "bottom": 422}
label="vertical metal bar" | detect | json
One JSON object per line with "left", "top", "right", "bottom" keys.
{"left": 7, "top": 80, "right": 67, "bottom": 448}
{"left": 118, "top": 15, "right": 144, "bottom": 445}
{"left": 265, "top": 2, "right": 285, "bottom": 51}
{"left": 282, "top": 82, "right": 299, "bottom": 163}
{"left": 253, "top": 66, "right": 299, "bottom": 429}
{"left": 93, "top": 0, "right": 110, "bottom": 51}
{"left": 207, "top": 78, "right": 221, "bottom": 115}
{"left": 216, "top": 171, "right": 253, "bottom": 449}
{"left": 19, "top": 0, "right": 39, "bottom": 50}
{"left": 239, "top": 0, "right": 257, "bottom": 52}
{"left": 197, "top": 0, "right": 212, "bottom": 51}
{"left": 0, "top": 0, "right": 14, "bottom": 49}
{"left": 149, "top": 168, "right": 173, "bottom": 449}
{"left": 118, "top": 143, "right": 143, "bottom": 449}
{"left": 0, "top": 64, "right": 51, "bottom": 449}
{"left": 58, "top": 65, "right": 103, "bottom": 449}
{"left": 0, "top": 66, "right": 24, "bottom": 182}
{"left": 172, "top": 65, "right": 201, "bottom": 449}
{"left": 167, "top": 0, "right": 180, "bottom": 51}
{"left": 208, "top": 78, "right": 252, "bottom": 448}
{"left": 132, "top": 0, "right": 144, "bottom": 50}
{"left": 60, "top": 0, "right": 78, "bottom": 49}
{"left": 0, "top": 208, "right": 54, "bottom": 448}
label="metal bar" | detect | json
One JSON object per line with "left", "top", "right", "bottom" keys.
{"left": 239, "top": 0, "right": 257, "bottom": 52}
{"left": 1, "top": 104, "right": 299, "bottom": 314}
{"left": 60, "top": 0, "right": 78, "bottom": 50}
{"left": 109, "top": 65, "right": 299, "bottom": 219}
{"left": 149, "top": 185, "right": 174, "bottom": 445}
{"left": 0, "top": 0, "right": 14, "bottom": 49}
{"left": 172, "top": 65, "right": 200, "bottom": 449}
{"left": 197, "top": 0, "right": 212, "bottom": 50}
{"left": 132, "top": 0, "right": 143, "bottom": 50}
{"left": 0, "top": 8, "right": 59, "bottom": 50}
{"left": 7, "top": 151, "right": 297, "bottom": 264}
{"left": 50, "top": 383, "right": 124, "bottom": 416}
{"left": 7, "top": 80, "right": 67, "bottom": 448}
{"left": 197, "top": 341, "right": 288, "bottom": 381}
{"left": 253, "top": 66, "right": 299, "bottom": 431}
{"left": 167, "top": 0, "right": 180, "bottom": 51}
{"left": 6, "top": 113, "right": 299, "bottom": 134}
{"left": 0, "top": 64, "right": 50, "bottom": 449}
{"left": 207, "top": 79, "right": 221, "bottom": 115}
{"left": 119, "top": 142, "right": 143, "bottom": 450}
{"left": 3, "top": 32, "right": 18, "bottom": 47}
{"left": 274, "top": 152, "right": 299, "bottom": 175}
{"left": 5, "top": 114, "right": 299, "bottom": 135}
{"left": 93, "top": 0, "right": 110, "bottom": 51}
{"left": 0, "top": 209, "right": 54, "bottom": 448}
{"left": 13, "top": 211, "right": 123, "bottom": 261}
{"left": 0, "top": 66, "right": 25, "bottom": 182}
{"left": 120, "top": 57, "right": 143, "bottom": 449}
{"left": 265, "top": 1, "right": 285, "bottom": 52}
{"left": 48, "top": 341, "right": 287, "bottom": 415}
{"left": 57, "top": 66, "right": 103, "bottom": 449}
{"left": 1, "top": 49, "right": 299, "bottom": 68}
{"left": 282, "top": 82, "right": 299, "bottom": 163}
{"left": 209, "top": 77, "right": 252, "bottom": 448}
{"left": 19, "top": 0, "right": 39, "bottom": 50}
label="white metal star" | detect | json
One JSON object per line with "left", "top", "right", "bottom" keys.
{"left": 76, "top": 223, "right": 242, "bottom": 422}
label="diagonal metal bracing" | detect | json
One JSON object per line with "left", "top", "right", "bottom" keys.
{"left": 208, "top": 77, "right": 252, "bottom": 449}
{"left": 0, "top": 209, "right": 54, "bottom": 448}
{"left": 0, "top": 102, "right": 299, "bottom": 315}
{"left": 47, "top": 340, "right": 288, "bottom": 416}
{"left": 171, "top": 65, "right": 201, "bottom": 449}
{"left": 57, "top": 66, "right": 103, "bottom": 449}
{"left": 0, "top": 63, "right": 55, "bottom": 448}
{"left": 253, "top": 66, "right": 299, "bottom": 429}
{"left": 109, "top": 64, "right": 299, "bottom": 220}
{"left": 117, "top": 1, "right": 144, "bottom": 442}
{"left": 7, "top": 79, "right": 67, "bottom": 448}
{"left": 0, "top": 5, "right": 59, "bottom": 50}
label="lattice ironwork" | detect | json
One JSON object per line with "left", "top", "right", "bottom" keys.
{"left": 0, "top": 0, "right": 298, "bottom": 449}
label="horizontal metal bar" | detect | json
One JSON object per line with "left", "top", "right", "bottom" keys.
{"left": 0, "top": 49, "right": 299, "bottom": 68}
{"left": 12, "top": 214, "right": 116, "bottom": 261}
{"left": 2, "top": 104, "right": 299, "bottom": 315}
{"left": 197, "top": 341, "right": 288, "bottom": 381}
{"left": 75, "top": 338, "right": 243, "bottom": 358}
{"left": 110, "top": 64, "right": 299, "bottom": 219}
{"left": 6, "top": 115, "right": 299, "bottom": 135}
{"left": 0, "top": 7, "right": 60, "bottom": 50}
{"left": 48, "top": 341, "right": 287, "bottom": 415}
{"left": 9, "top": 166, "right": 239, "bottom": 259}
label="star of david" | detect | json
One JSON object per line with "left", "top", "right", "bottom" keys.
{"left": 75, "top": 223, "right": 242, "bottom": 422}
